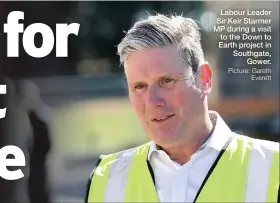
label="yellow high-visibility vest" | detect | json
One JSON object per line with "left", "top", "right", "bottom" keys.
{"left": 86, "top": 134, "right": 279, "bottom": 202}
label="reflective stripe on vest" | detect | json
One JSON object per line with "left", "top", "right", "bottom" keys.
{"left": 245, "top": 140, "right": 279, "bottom": 202}
{"left": 86, "top": 135, "right": 279, "bottom": 202}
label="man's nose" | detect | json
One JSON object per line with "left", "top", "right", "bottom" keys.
{"left": 146, "top": 85, "right": 165, "bottom": 108}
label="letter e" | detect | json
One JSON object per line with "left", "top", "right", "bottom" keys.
{"left": 0, "top": 146, "right": 26, "bottom": 180}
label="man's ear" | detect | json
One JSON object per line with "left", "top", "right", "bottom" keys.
{"left": 199, "top": 63, "right": 212, "bottom": 93}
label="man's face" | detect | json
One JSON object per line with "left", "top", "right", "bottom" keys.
{"left": 124, "top": 46, "right": 208, "bottom": 147}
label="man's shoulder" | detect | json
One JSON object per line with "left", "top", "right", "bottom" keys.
{"left": 99, "top": 142, "right": 151, "bottom": 164}
{"left": 251, "top": 137, "right": 279, "bottom": 153}
{"left": 89, "top": 142, "right": 150, "bottom": 179}
{"left": 102, "top": 146, "right": 138, "bottom": 160}
{"left": 234, "top": 133, "right": 279, "bottom": 153}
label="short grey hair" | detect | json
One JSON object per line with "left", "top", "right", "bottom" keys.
{"left": 117, "top": 14, "right": 205, "bottom": 76}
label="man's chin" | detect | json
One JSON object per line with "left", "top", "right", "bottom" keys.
{"left": 152, "top": 132, "right": 181, "bottom": 146}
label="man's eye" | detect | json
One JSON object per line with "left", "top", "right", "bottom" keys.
{"left": 164, "top": 78, "right": 174, "bottom": 83}
{"left": 134, "top": 84, "right": 146, "bottom": 89}
{"left": 160, "top": 77, "right": 176, "bottom": 87}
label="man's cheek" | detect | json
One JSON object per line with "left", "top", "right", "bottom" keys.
{"left": 170, "top": 91, "right": 187, "bottom": 107}
{"left": 131, "top": 99, "right": 145, "bottom": 117}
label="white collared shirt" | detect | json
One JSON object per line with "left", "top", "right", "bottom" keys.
{"left": 148, "top": 111, "right": 233, "bottom": 202}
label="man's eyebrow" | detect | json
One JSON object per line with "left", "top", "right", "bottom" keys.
{"left": 158, "top": 73, "right": 184, "bottom": 79}
{"left": 158, "top": 73, "right": 191, "bottom": 82}
{"left": 128, "top": 80, "right": 146, "bottom": 86}
{"left": 127, "top": 73, "right": 188, "bottom": 86}
{"left": 159, "top": 73, "right": 177, "bottom": 77}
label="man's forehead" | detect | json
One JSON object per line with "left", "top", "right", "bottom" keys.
{"left": 125, "top": 46, "right": 180, "bottom": 66}
{"left": 125, "top": 64, "right": 177, "bottom": 80}
{"left": 124, "top": 47, "right": 186, "bottom": 79}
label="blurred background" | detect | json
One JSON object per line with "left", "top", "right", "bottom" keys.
{"left": 0, "top": 1, "right": 279, "bottom": 202}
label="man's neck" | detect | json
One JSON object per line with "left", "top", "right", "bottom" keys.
{"left": 161, "top": 115, "right": 214, "bottom": 165}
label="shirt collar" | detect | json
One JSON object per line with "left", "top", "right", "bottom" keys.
{"left": 147, "top": 111, "right": 233, "bottom": 160}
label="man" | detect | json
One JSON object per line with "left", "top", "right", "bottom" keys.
{"left": 19, "top": 80, "right": 52, "bottom": 203}
{"left": 3, "top": 79, "right": 32, "bottom": 203}
{"left": 86, "top": 14, "right": 279, "bottom": 202}
{"left": 9, "top": 80, "right": 52, "bottom": 203}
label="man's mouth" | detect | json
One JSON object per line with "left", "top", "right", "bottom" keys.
{"left": 152, "top": 114, "right": 175, "bottom": 123}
